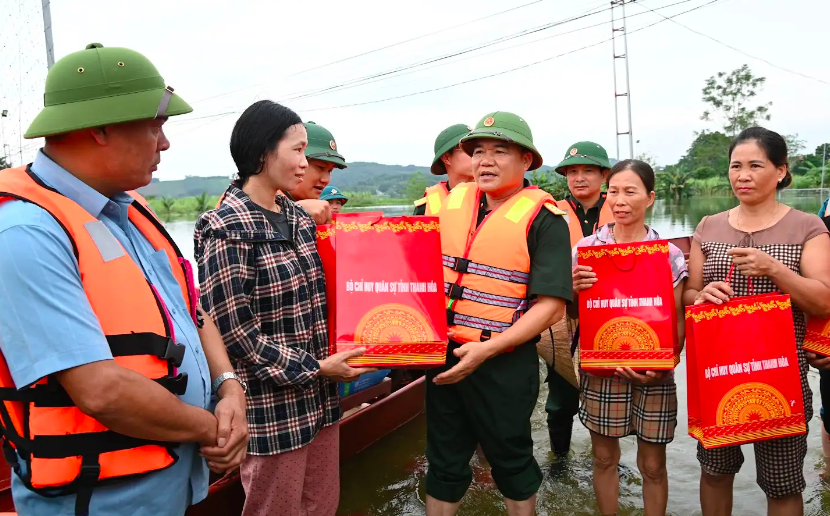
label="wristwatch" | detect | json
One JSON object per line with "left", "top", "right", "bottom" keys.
{"left": 212, "top": 372, "right": 247, "bottom": 394}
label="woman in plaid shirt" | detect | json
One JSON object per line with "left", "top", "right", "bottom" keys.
{"left": 194, "top": 101, "right": 373, "bottom": 516}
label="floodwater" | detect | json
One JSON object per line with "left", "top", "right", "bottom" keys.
{"left": 164, "top": 193, "right": 830, "bottom": 516}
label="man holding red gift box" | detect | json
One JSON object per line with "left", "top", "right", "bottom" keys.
{"left": 425, "top": 111, "right": 572, "bottom": 516}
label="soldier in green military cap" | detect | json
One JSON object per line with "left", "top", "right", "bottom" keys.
{"left": 320, "top": 185, "right": 348, "bottom": 215}
{"left": 413, "top": 124, "right": 474, "bottom": 216}
{"left": 425, "top": 112, "right": 572, "bottom": 515}
{"left": 287, "top": 121, "right": 346, "bottom": 224}
{"left": 0, "top": 44, "right": 248, "bottom": 515}
{"left": 541, "top": 141, "right": 615, "bottom": 458}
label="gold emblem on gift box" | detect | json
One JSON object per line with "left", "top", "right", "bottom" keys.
{"left": 716, "top": 382, "right": 791, "bottom": 425}
{"left": 355, "top": 303, "right": 435, "bottom": 344}
{"left": 594, "top": 316, "right": 659, "bottom": 351}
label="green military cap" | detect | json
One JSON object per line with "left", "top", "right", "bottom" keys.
{"left": 304, "top": 121, "right": 346, "bottom": 169}
{"left": 431, "top": 123, "right": 472, "bottom": 175}
{"left": 320, "top": 185, "right": 348, "bottom": 203}
{"left": 554, "top": 141, "right": 612, "bottom": 175}
{"left": 460, "top": 112, "right": 543, "bottom": 171}
{"left": 25, "top": 43, "right": 192, "bottom": 139}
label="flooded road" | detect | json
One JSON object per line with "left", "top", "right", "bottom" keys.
{"left": 337, "top": 360, "right": 828, "bottom": 516}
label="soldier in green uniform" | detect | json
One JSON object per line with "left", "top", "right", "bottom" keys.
{"left": 426, "top": 112, "right": 573, "bottom": 516}
{"left": 287, "top": 121, "right": 347, "bottom": 224}
{"left": 413, "top": 124, "right": 474, "bottom": 216}
{"left": 320, "top": 185, "right": 348, "bottom": 215}
{"left": 544, "top": 141, "right": 613, "bottom": 456}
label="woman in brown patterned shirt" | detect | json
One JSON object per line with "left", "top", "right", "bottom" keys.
{"left": 684, "top": 127, "right": 830, "bottom": 516}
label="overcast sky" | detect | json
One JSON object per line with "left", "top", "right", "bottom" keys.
{"left": 4, "top": 0, "right": 829, "bottom": 180}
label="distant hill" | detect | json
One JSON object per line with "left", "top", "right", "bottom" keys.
{"left": 138, "top": 161, "right": 561, "bottom": 199}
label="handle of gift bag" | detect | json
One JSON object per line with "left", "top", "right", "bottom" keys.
{"left": 725, "top": 263, "right": 755, "bottom": 296}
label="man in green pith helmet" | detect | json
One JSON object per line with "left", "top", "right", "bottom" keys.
{"left": 413, "top": 124, "right": 474, "bottom": 216}
{"left": 0, "top": 44, "right": 248, "bottom": 515}
{"left": 540, "top": 141, "right": 615, "bottom": 457}
{"left": 287, "top": 121, "right": 346, "bottom": 224}
{"left": 426, "top": 111, "right": 572, "bottom": 516}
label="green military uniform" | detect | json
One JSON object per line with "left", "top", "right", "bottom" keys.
{"left": 414, "top": 124, "right": 471, "bottom": 216}
{"left": 545, "top": 141, "right": 612, "bottom": 455}
{"left": 425, "top": 112, "right": 572, "bottom": 503}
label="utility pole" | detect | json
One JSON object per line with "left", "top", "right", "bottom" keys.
{"left": 42, "top": 0, "right": 55, "bottom": 69}
{"left": 611, "top": 0, "right": 635, "bottom": 160}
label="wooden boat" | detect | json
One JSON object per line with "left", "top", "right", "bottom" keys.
{"left": 0, "top": 237, "right": 694, "bottom": 515}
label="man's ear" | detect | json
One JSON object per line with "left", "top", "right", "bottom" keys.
{"left": 89, "top": 127, "right": 109, "bottom": 146}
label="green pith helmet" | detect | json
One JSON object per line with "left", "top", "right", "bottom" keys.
{"left": 320, "top": 185, "right": 348, "bottom": 203}
{"left": 431, "top": 123, "right": 472, "bottom": 175}
{"left": 304, "top": 121, "right": 346, "bottom": 169}
{"left": 25, "top": 43, "right": 192, "bottom": 139}
{"left": 460, "top": 111, "right": 543, "bottom": 171}
{"left": 554, "top": 141, "right": 612, "bottom": 176}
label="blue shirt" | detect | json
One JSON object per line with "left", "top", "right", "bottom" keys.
{"left": 0, "top": 151, "right": 211, "bottom": 516}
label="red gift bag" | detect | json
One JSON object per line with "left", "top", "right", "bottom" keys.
{"left": 316, "top": 212, "right": 448, "bottom": 368}
{"left": 577, "top": 240, "right": 678, "bottom": 373}
{"left": 804, "top": 316, "right": 830, "bottom": 357}
{"left": 685, "top": 267, "right": 806, "bottom": 449}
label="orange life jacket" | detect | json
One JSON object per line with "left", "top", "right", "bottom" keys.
{"left": 556, "top": 196, "right": 614, "bottom": 247}
{"left": 440, "top": 182, "right": 560, "bottom": 344}
{"left": 0, "top": 166, "right": 197, "bottom": 516}
{"left": 413, "top": 182, "right": 449, "bottom": 216}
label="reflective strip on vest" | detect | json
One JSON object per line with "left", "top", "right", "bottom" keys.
{"left": 439, "top": 182, "right": 553, "bottom": 344}
{"left": 427, "top": 192, "right": 442, "bottom": 215}
{"left": 444, "top": 282, "right": 529, "bottom": 310}
{"left": 451, "top": 313, "right": 512, "bottom": 333}
{"left": 445, "top": 185, "right": 468, "bottom": 210}
{"left": 442, "top": 254, "right": 530, "bottom": 284}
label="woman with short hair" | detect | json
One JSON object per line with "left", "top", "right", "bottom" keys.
{"left": 195, "top": 100, "right": 372, "bottom": 516}
{"left": 684, "top": 127, "right": 830, "bottom": 516}
{"left": 572, "top": 159, "right": 688, "bottom": 516}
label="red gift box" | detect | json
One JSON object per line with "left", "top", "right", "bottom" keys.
{"left": 577, "top": 240, "right": 678, "bottom": 373}
{"left": 316, "top": 213, "right": 448, "bottom": 368}
{"left": 686, "top": 272, "right": 806, "bottom": 449}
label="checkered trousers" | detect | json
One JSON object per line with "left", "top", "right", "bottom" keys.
{"left": 578, "top": 374, "right": 678, "bottom": 444}
{"left": 696, "top": 240, "right": 811, "bottom": 497}
{"left": 195, "top": 185, "right": 339, "bottom": 456}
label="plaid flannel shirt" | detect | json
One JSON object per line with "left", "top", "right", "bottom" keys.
{"left": 194, "top": 185, "right": 339, "bottom": 455}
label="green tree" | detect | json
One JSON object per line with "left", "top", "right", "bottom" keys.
{"left": 160, "top": 197, "right": 176, "bottom": 221}
{"left": 0, "top": 156, "right": 9, "bottom": 170}
{"left": 404, "top": 172, "right": 428, "bottom": 200}
{"left": 529, "top": 170, "right": 569, "bottom": 199}
{"left": 194, "top": 191, "right": 211, "bottom": 215}
{"left": 701, "top": 64, "right": 771, "bottom": 136}
{"left": 656, "top": 165, "right": 696, "bottom": 201}
{"left": 677, "top": 131, "right": 731, "bottom": 175}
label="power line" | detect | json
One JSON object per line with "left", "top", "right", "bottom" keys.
{"left": 277, "top": 0, "right": 697, "bottom": 105}
{"left": 300, "top": 0, "right": 723, "bottom": 113}
{"left": 190, "top": 0, "right": 563, "bottom": 105}
{"left": 177, "top": 0, "right": 721, "bottom": 121}
{"left": 173, "top": 0, "right": 700, "bottom": 124}
{"left": 270, "top": 1, "right": 630, "bottom": 104}
{"left": 634, "top": 0, "right": 830, "bottom": 87}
